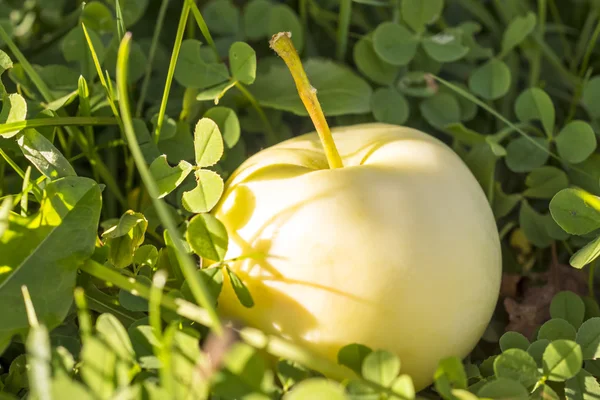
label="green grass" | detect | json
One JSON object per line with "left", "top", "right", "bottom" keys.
{"left": 1, "top": 0, "right": 600, "bottom": 399}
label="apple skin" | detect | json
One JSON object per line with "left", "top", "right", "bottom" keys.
{"left": 212, "top": 123, "right": 501, "bottom": 390}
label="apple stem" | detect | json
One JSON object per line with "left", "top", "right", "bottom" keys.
{"left": 269, "top": 32, "right": 344, "bottom": 169}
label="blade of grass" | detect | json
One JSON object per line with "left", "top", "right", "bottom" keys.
{"left": 529, "top": 0, "right": 547, "bottom": 86}
{"left": 22, "top": 286, "right": 52, "bottom": 400}
{"left": 187, "top": 0, "right": 219, "bottom": 58}
{"left": 155, "top": 2, "right": 191, "bottom": 143}
{"left": 116, "top": 32, "right": 222, "bottom": 334}
{"left": 0, "top": 116, "right": 118, "bottom": 135}
{"left": 136, "top": 0, "right": 171, "bottom": 117}
{"left": 74, "top": 287, "right": 92, "bottom": 343}
{"left": 571, "top": 12, "right": 598, "bottom": 72}
{"left": 532, "top": 35, "right": 580, "bottom": 89}
{"left": 451, "top": 0, "right": 500, "bottom": 36}
{"left": 82, "top": 23, "right": 121, "bottom": 118}
{"left": 20, "top": 166, "right": 30, "bottom": 216}
{"left": 114, "top": 0, "right": 126, "bottom": 42}
{"left": 432, "top": 75, "right": 595, "bottom": 180}
{"left": 0, "top": 148, "right": 42, "bottom": 199}
{"left": 0, "top": 24, "right": 127, "bottom": 207}
{"left": 336, "top": 0, "right": 352, "bottom": 61}
{"left": 234, "top": 82, "right": 277, "bottom": 144}
{"left": 79, "top": 258, "right": 411, "bottom": 399}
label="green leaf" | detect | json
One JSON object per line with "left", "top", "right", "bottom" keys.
{"left": 493, "top": 349, "right": 541, "bottom": 388}
{"left": 528, "top": 339, "right": 550, "bottom": 366}
{"left": 570, "top": 235, "right": 600, "bottom": 269}
{"left": 0, "top": 177, "right": 101, "bottom": 351}
{"left": 174, "top": 39, "right": 229, "bottom": 89}
{"left": 530, "top": 384, "right": 560, "bottom": 400}
{"left": 543, "top": 340, "right": 583, "bottom": 382}
{"left": 268, "top": 4, "right": 304, "bottom": 54}
{"left": 468, "top": 59, "right": 511, "bottom": 100}
{"left": 450, "top": 389, "right": 479, "bottom": 400}
{"left": 505, "top": 136, "right": 550, "bottom": 173}
{"left": 243, "top": 0, "right": 272, "bottom": 40}
{"left": 362, "top": 350, "right": 401, "bottom": 387}
{"left": 0, "top": 197, "right": 12, "bottom": 240}
{"left": 106, "top": 0, "right": 148, "bottom": 27}
{"left": 515, "top": 88, "right": 555, "bottom": 137}
{"left": 439, "top": 82, "right": 478, "bottom": 121}
{"left": 390, "top": 375, "right": 415, "bottom": 399}
{"left": 284, "top": 378, "right": 347, "bottom": 400}
{"left": 519, "top": 200, "right": 553, "bottom": 248}
{"left": 565, "top": 369, "right": 600, "bottom": 399}
{"left": 549, "top": 188, "right": 600, "bottom": 235}
{"left": 17, "top": 129, "right": 77, "bottom": 179}
{"left": 459, "top": 22, "right": 494, "bottom": 61}
{"left": 576, "top": 317, "right": 600, "bottom": 360}
{"left": 149, "top": 155, "right": 193, "bottom": 198}
{"left": 0, "top": 49, "right": 13, "bottom": 75}
{"left": 371, "top": 88, "right": 410, "bottom": 125}
{"left": 81, "top": 2, "right": 114, "bottom": 32}
{"left": 422, "top": 29, "right": 469, "bottom": 62}
{"left": 401, "top": 0, "right": 444, "bottom": 33}
{"left": 203, "top": 0, "right": 240, "bottom": 35}
{"left": 196, "top": 81, "right": 236, "bottom": 103}
{"left": 225, "top": 267, "right": 254, "bottom": 308}
{"left": 229, "top": 42, "right": 256, "bottom": 85}
{"left": 524, "top": 166, "right": 569, "bottom": 199}
{"left": 551, "top": 291, "right": 586, "bottom": 329}
{"left": 119, "top": 276, "right": 151, "bottom": 312}
{"left": 203, "top": 107, "right": 240, "bottom": 149}
{"left": 354, "top": 36, "right": 398, "bottom": 85}
{"left": 194, "top": 118, "right": 224, "bottom": 167}
{"left": 556, "top": 120, "right": 597, "bottom": 164}
{"left": 61, "top": 25, "right": 105, "bottom": 79}
{"left": 80, "top": 335, "right": 118, "bottom": 397}
{"left": 464, "top": 143, "right": 497, "bottom": 201}
{"left": 104, "top": 39, "right": 148, "bottom": 84}
{"left": 132, "top": 119, "right": 161, "bottom": 164}
{"left": 0, "top": 93, "right": 27, "bottom": 138}
{"left": 493, "top": 183, "right": 521, "bottom": 219}
{"left": 96, "top": 313, "right": 135, "bottom": 361}
{"left": 476, "top": 378, "right": 528, "bottom": 399}
{"left": 102, "top": 211, "right": 148, "bottom": 269}
{"left": 277, "top": 360, "right": 311, "bottom": 392}
{"left": 252, "top": 59, "right": 373, "bottom": 116}
{"left": 51, "top": 374, "right": 95, "bottom": 399}
{"left": 151, "top": 114, "right": 178, "bottom": 141}
{"left": 168, "top": 327, "right": 209, "bottom": 398}
{"left": 538, "top": 318, "right": 577, "bottom": 341}
{"left": 443, "top": 123, "right": 484, "bottom": 146}
{"left": 182, "top": 169, "right": 224, "bottom": 213}
{"left": 501, "top": 12, "right": 536, "bottom": 55}
{"left": 133, "top": 245, "right": 158, "bottom": 267}
{"left": 582, "top": 76, "right": 600, "bottom": 118}
{"left": 185, "top": 213, "right": 228, "bottom": 261}
{"left": 434, "top": 356, "right": 468, "bottom": 398}
{"left": 585, "top": 359, "right": 600, "bottom": 376}
{"left": 372, "top": 22, "right": 419, "bottom": 66}
{"left": 337, "top": 344, "right": 373, "bottom": 375}
{"left": 181, "top": 268, "right": 223, "bottom": 307}
{"left": 499, "top": 331, "right": 530, "bottom": 352}
{"left": 212, "top": 343, "right": 268, "bottom": 400}
{"left": 397, "top": 71, "right": 437, "bottom": 97}
{"left": 419, "top": 92, "right": 461, "bottom": 129}
{"left": 157, "top": 120, "right": 194, "bottom": 164}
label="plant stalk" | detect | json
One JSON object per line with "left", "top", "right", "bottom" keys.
{"left": 116, "top": 33, "right": 223, "bottom": 334}
{"left": 269, "top": 32, "right": 344, "bottom": 169}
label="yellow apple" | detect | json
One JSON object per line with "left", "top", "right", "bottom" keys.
{"left": 212, "top": 122, "right": 501, "bottom": 390}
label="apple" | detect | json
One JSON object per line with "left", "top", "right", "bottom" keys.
{"left": 212, "top": 122, "right": 502, "bottom": 390}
